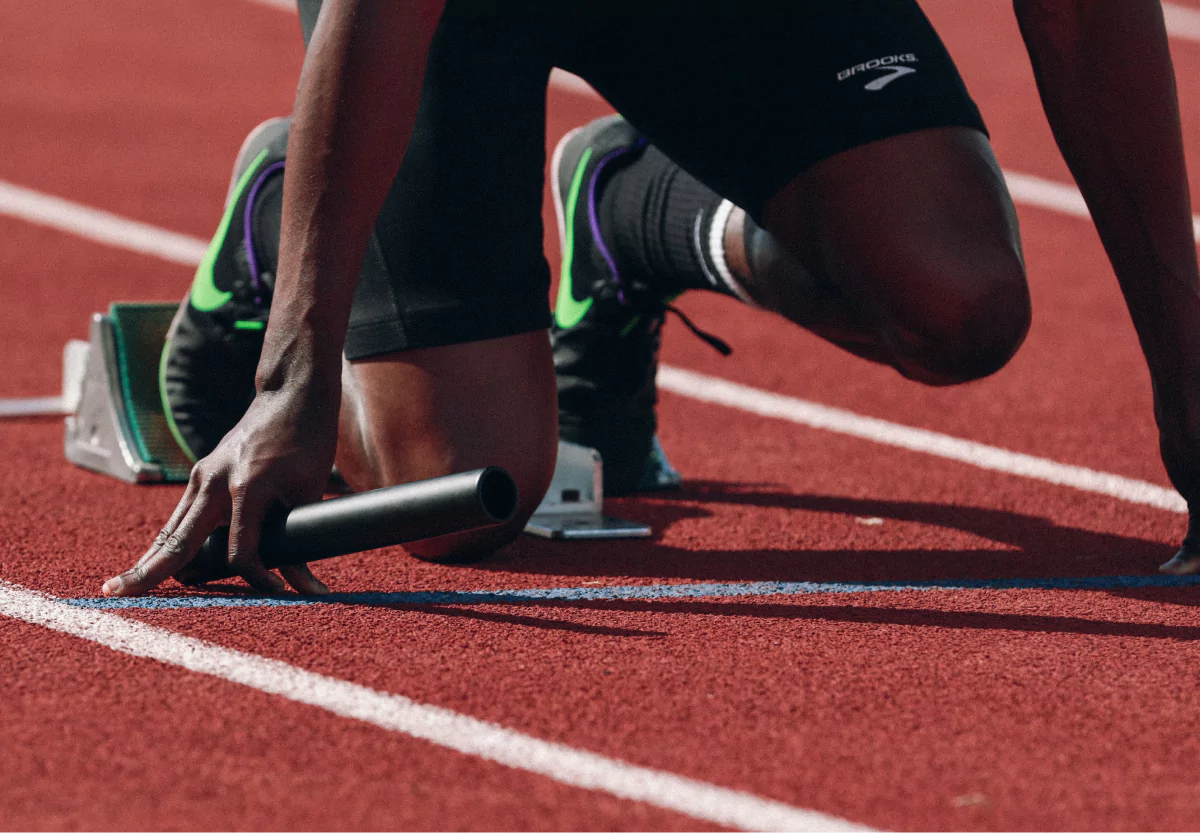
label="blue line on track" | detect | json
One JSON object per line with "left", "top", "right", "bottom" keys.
{"left": 65, "top": 574, "right": 1198, "bottom": 610}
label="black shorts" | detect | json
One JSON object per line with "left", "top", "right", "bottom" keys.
{"left": 294, "top": 1, "right": 988, "bottom": 359}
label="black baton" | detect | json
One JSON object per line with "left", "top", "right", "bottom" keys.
{"left": 176, "top": 467, "right": 518, "bottom": 585}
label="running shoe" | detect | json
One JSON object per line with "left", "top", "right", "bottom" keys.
{"left": 160, "top": 117, "right": 289, "bottom": 462}
{"left": 549, "top": 116, "right": 686, "bottom": 496}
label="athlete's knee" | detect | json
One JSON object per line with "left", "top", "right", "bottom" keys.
{"left": 890, "top": 251, "right": 1030, "bottom": 385}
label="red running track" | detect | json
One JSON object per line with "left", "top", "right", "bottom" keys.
{"left": 0, "top": 0, "right": 1197, "bottom": 829}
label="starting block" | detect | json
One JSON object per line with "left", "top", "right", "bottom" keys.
{"left": 65, "top": 304, "right": 192, "bottom": 483}
{"left": 60, "top": 303, "right": 651, "bottom": 539}
{"left": 523, "top": 440, "right": 651, "bottom": 539}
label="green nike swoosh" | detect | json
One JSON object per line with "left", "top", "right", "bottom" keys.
{"left": 189, "top": 148, "right": 271, "bottom": 313}
{"left": 554, "top": 147, "right": 594, "bottom": 329}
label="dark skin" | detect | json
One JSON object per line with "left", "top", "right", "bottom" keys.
{"left": 1015, "top": 0, "right": 1198, "bottom": 569}
{"left": 719, "top": 0, "right": 1197, "bottom": 568}
{"left": 103, "top": 0, "right": 1196, "bottom": 596}
{"left": 103, "top": 0, "right": 449, "bottom": 596}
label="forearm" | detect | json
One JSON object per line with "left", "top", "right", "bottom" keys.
{"left": 258, "top": 0, "right": 444, "bottom": 393}
{"left": 1013, "top": 0, "right": 1198, "bottom": 384}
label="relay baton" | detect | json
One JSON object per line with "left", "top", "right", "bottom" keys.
{"left": 177, "top": 466, "right": 519, "bottom": 585}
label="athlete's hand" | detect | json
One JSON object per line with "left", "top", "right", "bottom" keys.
{"left": 1155, "top": 383, "right": 1199, "bottom": 575}
{"left": 101, "top": 386, "right": 339, "bottom": 596}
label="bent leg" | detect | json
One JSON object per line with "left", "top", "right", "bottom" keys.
{"left": 562, "top": 3, "right": 1029, "bottom": 385}
{"left": 336, "top": 330, "right": 558, "bottom": 562}
{"left": 749, "top": 126, "right": 1030, "bottom": 385}
{"left": 321, "top": 6, "right": 556, "bottom": 560}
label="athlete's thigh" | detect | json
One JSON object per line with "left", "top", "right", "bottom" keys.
{"left": 302, "top": 0, "right": 554, "bottom": 360}
{"left": 559, "top": 1, "right": 1025, "bottom": 374}
{"left": 557, "top": 1, "right": 989, "bottom": 224}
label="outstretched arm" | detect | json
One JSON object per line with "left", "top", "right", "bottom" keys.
{"left": 264, "top": 0, "right": 444, "bottom": 395}
{"left": 103, "top": 0, "right": 445, "bottom": 596}
{"left": 1013, "top": 0, "right": 1199, "bottom": 571}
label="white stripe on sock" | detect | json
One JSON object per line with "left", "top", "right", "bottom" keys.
{"left": 706, "top": 199, "right": 757, "bottom": 306}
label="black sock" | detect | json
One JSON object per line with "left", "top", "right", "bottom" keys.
{"left": 598, "top": 144, "right": 746, "bottom": 301}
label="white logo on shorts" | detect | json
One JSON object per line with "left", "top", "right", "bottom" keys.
{"left": 837, "top": 54, "right": 918, "bottom": 91}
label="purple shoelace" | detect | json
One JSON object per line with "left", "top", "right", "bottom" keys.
{"left": 242, "top": 160, "right": 286, "bottom": 306}
{"left": 585, "top": 137, "right": 647, "bottom": 306}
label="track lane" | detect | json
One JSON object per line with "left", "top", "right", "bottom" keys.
{"left": 1, "top": 164, "right": 1195, "bottom": 832}
{"left": 1, "top": 0, "right": 1198, "bottom": 829}
{"left": 5, "top": 396, "right": 1197, "bottom": 829}
{"left": 0, "top": 0, "right": 302, "bottom": 237}
{"left": 105, "top": 585, "right": 1198, "bottom": 831}
{"left": 0, "top": 615, "right": 708, "bottom": 832}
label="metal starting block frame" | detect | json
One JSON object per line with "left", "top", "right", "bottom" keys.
{"left": 65, "top": 304, "right": 192, "bottom": 484}
{"left": 523, "top": 441, "right": 651, "bottom": 540}
{"left": 61, "top": 303, "right": 651, "bottom": 538}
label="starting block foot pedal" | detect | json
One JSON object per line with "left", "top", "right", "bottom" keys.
{"left": 65, "top": 303, "right": 193, "bottom": 484}
{"left": 524, "top": 441, "right": 652, "bottom": 540}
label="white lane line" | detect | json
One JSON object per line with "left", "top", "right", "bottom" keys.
{"left": 1000, "top": 171, "right": 1090, "bottom": 219}
{"left": 658, "top": 366, "right": 1187, "bottom": 514}
{"left": 0, "top": 180, "right": 206, "bottom": 266}
{"left": 0, "top": 181, "right": 1185, "bottom": 514}
{"left": 0, "top": 396, "right": 68, "bottom": 418}
{"left": 1003, "top": 170, "right": 1201, "bottom": 242}
{"left": 0, "top": 581, "right": 866, "bottom": 833}
{"left": 1163, "top": 2, "right": 1200, "bottom": 42}
{"left": 0, "top": 181, "right": 207, "bottom": 267}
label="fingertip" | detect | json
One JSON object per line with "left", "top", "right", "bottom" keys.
{"left": 297, "top": 578, "right": 331, "bottom": 596}
{"left": 1159, "top": 550, "right": 1200, "bottom": 575}
{"left": 245, "top": 569, "right": 288, "bottom": 595}
{"left": 284, "top": 567, "right": 330, "bottom": 596}
{"left": 309, "top": 579, "right": 331, "bottom": 596}
{"left": 101, "top": 577, "right": 121, "bottom": 597}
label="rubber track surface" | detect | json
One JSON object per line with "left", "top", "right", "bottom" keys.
{"left": 0, "top": 0, "right": 1197, "bottom": 829}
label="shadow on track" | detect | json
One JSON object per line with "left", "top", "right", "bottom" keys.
{"left": 483, "top": 480, "right": 1187, "bottom": 591}
{"left": 385, "top": 604, "right": 666, "bottom": 638}
{"left": 150, "top": 588, "right": 1197, "bottom": 641}
{"left": 157, "top": 480, "right": 1194, "bottom": 638}
{"left": 497, "top": 597, "right": 1198, "bottom": 641}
